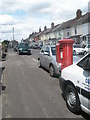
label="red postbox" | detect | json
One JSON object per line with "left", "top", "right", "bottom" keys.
{"left": 56, "top": 39, "right": 75, "bottom": 70}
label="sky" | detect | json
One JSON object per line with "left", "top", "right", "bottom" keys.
{"left": 0, "top": 0, "right": 90, "bottom": 42}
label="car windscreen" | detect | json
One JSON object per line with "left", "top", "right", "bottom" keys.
{"left": 51, "top": 47, "right": 56, "bottom": 55}
{"left": 88, "top": 45, "right": 90, "bottom": 48}
{"left": 19, "top": 43, "right": 29, "bottom": 48}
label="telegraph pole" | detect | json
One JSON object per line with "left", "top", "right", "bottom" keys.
{"left": 13, "top": 27, "right": 14, "bottom": 41}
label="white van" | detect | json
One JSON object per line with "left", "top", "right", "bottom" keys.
{"left": 59, "top": 53, "right": 90, "bottom": 115}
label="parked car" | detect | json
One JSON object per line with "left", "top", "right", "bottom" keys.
{"left": 83, "top": 44, "right": 90, "bottom": 55}
{"left": 17, "top": 43, "right": 31, "bottom": 55}
{"left": 73, "top": 44, "right": 85, "bottom": 55}
{"left": 38, "top": 45, "right": 61, "bottom": 77}
{"left": 59, "top": 53, "right": 90, "bottom": 115}
{"left": 30, "top": 42, "right": 38, "bottom": 49}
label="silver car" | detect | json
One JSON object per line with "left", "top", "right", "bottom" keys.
{"left": 38, "top": 45, "right": 60, "bottom": 77}
{"left": 38, "top": 45, "right": 81, "bottom": 77}
{"left": 73, "top": 44, "right": 85, "bottom": 55}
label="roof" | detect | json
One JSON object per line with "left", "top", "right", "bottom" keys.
{"left": 53, "top": 12, "right": 90, "bottom": 32}
{"left": 72, "top": 12, "right": 90, "bottom": 26}
{"left": 55, "top": 18, "right": 78, "bottom": 31}
{"left": 29, "top": 32, "right": 38, "bottom": 38}
{"left": 42, "top": 24, "right": 59, "bottom": 35}
{"left": 35, "top": 29, "right": 47, "bottom": 37}
{"left": 29, "top": 11, "right": 90, "bottom": 39}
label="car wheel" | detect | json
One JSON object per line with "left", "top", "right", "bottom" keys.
{"left": 28, "top": 50, "right": 32, "bottom": 55}
{"left": 49, "top": 65, "right": 55, "bottom": 77}
{"left": 84, "top": 51, "right": 87, "bottom": 55}
{"left": 73, "top": 50, "right": 76, "bottom": 55}
{"left": 38, "top": 59, "right": 41, "bottom": 68}
{"left": 17, "top": 51, "right": 20, "bottom": 55}
{"left": 65, "top": 85, "right": 81, "bottom": 114}
{"left": 27, "top": 52, "right": 30, "bottom": 55}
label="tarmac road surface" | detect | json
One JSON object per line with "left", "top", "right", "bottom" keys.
{"left": 2, "top": 49, "right": 89, "bottom": 119}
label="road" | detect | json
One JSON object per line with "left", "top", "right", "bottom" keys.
{"left": 2, "top": 48, "right": 88, "bottom": 119}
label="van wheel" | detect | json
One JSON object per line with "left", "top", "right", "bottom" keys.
{"left": 49, "top": 65, "right": 55, "bottom": 77}
{"left": 65, "top": 85, "right": 81, "bottom": 114}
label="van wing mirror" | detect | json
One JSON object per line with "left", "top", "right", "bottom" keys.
{"left": 87, "top": 58, "right": 90, "bottom": 71}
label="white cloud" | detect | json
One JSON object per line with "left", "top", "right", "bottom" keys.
{"left": 0, "top": 14, "right": 17, "bottom": 25}
{"left": 0, "top": 0, "right": 90, "bottom": 41}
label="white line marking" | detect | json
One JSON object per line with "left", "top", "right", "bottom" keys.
{"left": 32, "top": 58, "right": 38, "bottom": 63}
{"left": 8, "top": 53, "right": 16, "bottom": 56}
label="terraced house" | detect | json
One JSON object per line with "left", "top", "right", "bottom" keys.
{"left": 29, "top": 9, "right": 90, "bottom": 46}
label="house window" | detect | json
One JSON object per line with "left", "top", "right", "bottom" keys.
{"left": 67, "top": 32, "right": 69, "bottom": 36}
{"left": 83, "top": 36, "right": 86, "bottom": 41}
{"left": 74, "top": 27, "right": 77, "bottom": 34}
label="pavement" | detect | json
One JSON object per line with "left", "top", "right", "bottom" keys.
{"left": 0, "top": 61, "right": 5, "bottom": 120}
{"left": 0, "top": 61, "right": 2, "bottom": 120}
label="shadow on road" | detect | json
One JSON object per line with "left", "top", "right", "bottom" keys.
{"left": 61, "top": 93, "right": 90, "bottom": 119}
{"left": 39, "top": 66, "right": 60, "bottom": 78}
{"left": 81, "top": 111, "right": 90, "bottom": 120}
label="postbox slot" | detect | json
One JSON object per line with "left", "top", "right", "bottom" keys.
{"left": 60, "top": 51, "right": 63, "bottom": 59}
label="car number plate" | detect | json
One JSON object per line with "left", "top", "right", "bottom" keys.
{"left": 23, "top": 51, "right": 27, "bottom": 53}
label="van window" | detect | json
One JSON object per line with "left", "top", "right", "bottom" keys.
{"left": 77, "top": 54, "right": 90, "bottom": 68}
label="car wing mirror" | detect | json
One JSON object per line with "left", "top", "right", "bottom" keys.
{"left": 44, "top": 51, "right": 50, "bottom": 56}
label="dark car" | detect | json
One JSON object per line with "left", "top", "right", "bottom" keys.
{"left": 17, "top": 43, "right": 31, "bottom": 55}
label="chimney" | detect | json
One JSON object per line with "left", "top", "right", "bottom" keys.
{"left": 76, "top": 9, "right": 82, "bottom": 19}
{"left": 44, "top": 26, "right": 47, "bottom": 31}
{"left": 32, "top": 32, "right": 34, "bottom": 35}
{"left": 39, "top": 28, "right": 41, "bottom": 32}
{"left": 51, "top": 22, "right": 54, "bottom": 29}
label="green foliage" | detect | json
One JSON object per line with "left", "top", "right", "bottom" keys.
{"left": 2, "top": 40, "right": 10, "bottom": 47}
{"left": 3, "top": 40, "right": 10, "bottom": 45}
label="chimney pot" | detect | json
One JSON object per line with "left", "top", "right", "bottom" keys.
{"left": 39, "top": 28, "right": 41, "bottom": 32}
{"left": 44, "top": 26, "right": 47, "bottom": 30}
{"left": 51, "top": 22, "right": 54, "bottom": 29}
{"left": 76, "top": 9, "right": 82, "bottom": 19}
